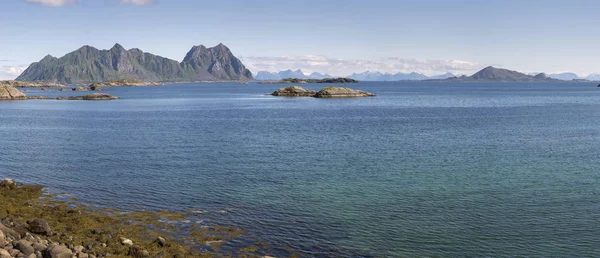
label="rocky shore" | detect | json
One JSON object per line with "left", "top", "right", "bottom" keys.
{"left": 0, "top": 86, "right": 118, "bottom": 101}
{"left": 90, "top": 79, "right": 162, "bottom": 88}
{"left": 270, "top": 86, "right": 375, "bottom": 98}
{"left": 0, "top": 81, "right": 65, "bottom": 88}
{"left": 0, "top": 179, "right": 267, "bottom": 258}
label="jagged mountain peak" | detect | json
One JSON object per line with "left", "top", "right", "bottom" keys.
{"left": 17, "top": 43, "right": 253, "bottom": 83}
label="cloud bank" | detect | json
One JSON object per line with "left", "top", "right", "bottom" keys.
{"left": 26, "top": 0, "right": 77, "bottom": 7}
{"left": 240, "top": 55, "right": 483, "bottom": 76}
{"left": 119, "top": 0, "right": 155, "bottom": 5}
{"left": 0, "top": 66, "right": 27, "bottom": 80}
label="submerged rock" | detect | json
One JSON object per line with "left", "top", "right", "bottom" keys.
{"left": 271, "top": 86, "right": 316, "bottom": 97}
{"left": 314, "top": 86, "right": 375, "bottom": 98}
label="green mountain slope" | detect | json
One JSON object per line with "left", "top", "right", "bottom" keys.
{"left": 16, "top": 43, "right": 253, "bottom": 84}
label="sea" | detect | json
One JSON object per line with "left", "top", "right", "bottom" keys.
{"left": 1, "top": 81, "right": 599, "bottom": 257}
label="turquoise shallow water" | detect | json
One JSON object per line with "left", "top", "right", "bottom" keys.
{"left": 1, "top": 82, "right": 600, "bottom": 257}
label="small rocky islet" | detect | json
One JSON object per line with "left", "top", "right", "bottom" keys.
{"left": 0, "top": 178, "right": 269, "bottom": 258}
{"left": 270, "top": 86, "right": 375, "bottom": 98}
{"left": 0, "top": 86, "right": 118, "bottom": 101}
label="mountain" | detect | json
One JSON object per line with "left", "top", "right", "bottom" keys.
{"left": 308, "top": 72, "right": 333, "bottom": 79}
{"left": 16, "top": 43, "right": 253, "bottom": 84}
{"left": 254, "top": 69, "right": 334, "bottom": 80}
{"left": 548, "top": 72, "right": 581, "bottom": 80}
{"left": 453, "top": 66, "right": 557, "bottom": 82}
{"left": 429, "top": 72, "right": 456, "bottom": 80}
{"left": 586, "top": 74, "right": 600, "bottom": 81}
{"left": 348, "top": 71, "right": 385, "bottom": 81}
{"left": 348, "top": 71, "right": 451, "bottom": 81}
{"left": 278, "top": 69, "right": 308, "bottom": 79}
{"left": 255, "top": 71, "right": 282, "bottom": 80}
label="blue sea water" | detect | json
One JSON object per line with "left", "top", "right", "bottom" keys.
{"left": 1, "top": 82, "right": 600, "bottom": 257}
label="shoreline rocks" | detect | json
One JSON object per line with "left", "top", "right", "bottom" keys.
{"left": 0, "top": 86, "right": 119, "bottom": 101}
{"left": 270, "top": 86, "right": 375, "bottom": 98}
{"left": 0, "top": 80, "right": 65, "bottom": 88}
{"left": 0, "top": 178, "right": 270, "bottom": 257}
{"left": 90, "top": 79, "right": 162, "bottom": 88}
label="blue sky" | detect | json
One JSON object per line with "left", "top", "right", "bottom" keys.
{"left": 1, "top": 0, "right": 600, "bottom": 79}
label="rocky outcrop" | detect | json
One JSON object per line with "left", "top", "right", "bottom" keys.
{"left": 271, "top": 86, "right": 317, "bottom": 97}
{"left": 0, "top": 86, "right": 27, "bottom": 100}
{"left": 89, "top": 79, "right": 161, "bottom": 88}
{"left": 72, "top": 87, "right": 89, "bottom": 91}
{"left": 0, "top": 179, "right": 266, "bottom": 257}
{"left": 0, "top": 80, "right": 65, "bottom": 88}
{"left": 270, "top": 86, "right": 374, "bottom": 98}
{"left": 314, "top": 87, "right": 375, "bottom": 98}
{"left": 80, "top": 93, "right": 119, "bottom": 100}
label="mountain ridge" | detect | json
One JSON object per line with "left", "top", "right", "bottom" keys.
{"left": 17, "top": 43, "right": 253, "bottom": 84}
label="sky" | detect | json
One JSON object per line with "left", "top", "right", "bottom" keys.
{"left": 2, "top": 0, "right": 600, "bottom": 79}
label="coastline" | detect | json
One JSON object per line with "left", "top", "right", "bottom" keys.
{"left": 0, "top": 179, "right": 268, "bottom": 258}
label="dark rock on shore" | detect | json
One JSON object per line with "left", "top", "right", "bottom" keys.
{"left": 271, "top": 86, "right": 317, "bottom": 97}
{"left": 0, "top": 178, "right": 267, "bottom": 257}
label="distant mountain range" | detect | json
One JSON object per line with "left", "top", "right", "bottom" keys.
{"left": 442, "top": 66, "right": 558, "bottom": 82}
{"left": 17, "top": 43, "right": 253, "bottom": 84}
{"left": 255, "top": 69, "right": 334, "bottom": 80}
{"left": 255, "top": 70, "right": 456, "bottom": 81}
{"left": 533, "top": 72, "right": 600, "bottom": 81}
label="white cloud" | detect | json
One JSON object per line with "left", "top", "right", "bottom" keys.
{"left": 120, "top": 0, "right": 155, "bottom": 5}
{"left": 26, "top": 0, "right": 77, "bottom": 7}
{"left": 240, "top": 55, "right": 483, "bottom": 77}
{"left": 0, "top": 66, "right": 27, "bottom": 80}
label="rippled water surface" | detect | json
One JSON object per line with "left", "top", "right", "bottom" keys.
{"left": 2, "top": 82, "right": 600, "bottom": 257}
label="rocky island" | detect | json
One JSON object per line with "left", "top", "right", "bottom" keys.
{"left": 432, "top": 66, "right": 561, "bottom": 82}
{"left": 0, "top": 86, "right": 118, "bottom": 101}
{"left": 261, "top": 77, "right": 359, "bottom": 84}
{"left": 90, "top": 79, "right": 162, "bottom": 88}
{"left": 270, "top": 86, "right": 375, "bottom": 98}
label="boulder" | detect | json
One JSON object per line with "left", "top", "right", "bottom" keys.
{"left": 0, "top": 223, "right": 20, "bottom": 240}
{"left": 0, "top": 249, "right": 10, "bottom": 258}
{"left": 14, "top": 239, "right": 35, "bottom": 256}
{"left": 0, "top": 178, "right": 16, "bottom": 189}
{"left": 314, "top": 86, "right": 375, "bottom": 98}
{"left": 271, "top": 86, "right": 316, "bottom": 97}
{"left": 42, "top": 244, "right": 72, "bottom": 258}
{"left": 28, "top": 220, "right": 51, "bottom": 236}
